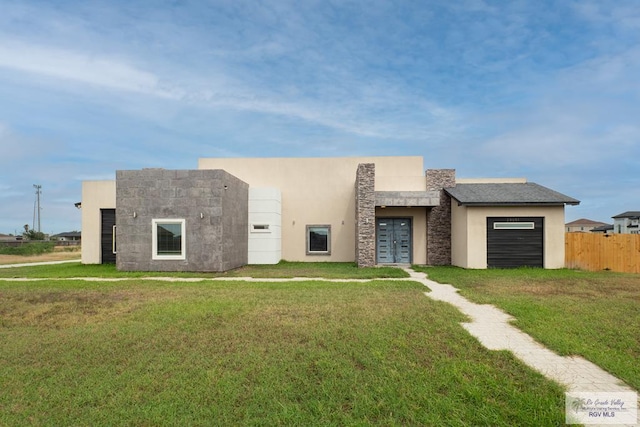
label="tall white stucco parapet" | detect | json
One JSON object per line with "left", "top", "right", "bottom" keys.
{"left": 81, "top": 180, "right": 116, "bottom": 264}
{"left": 199, "top": 156, "right": 428, "bottom": 262}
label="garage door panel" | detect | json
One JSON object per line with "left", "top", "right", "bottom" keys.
{"left": 487, "top": 217, "right": 543, "bottom": 268}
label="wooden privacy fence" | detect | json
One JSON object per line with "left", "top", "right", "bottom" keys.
{"left": 565, "top": 233, "right": 640, "bottom": 273}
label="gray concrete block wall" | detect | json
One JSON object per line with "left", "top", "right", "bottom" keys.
{"left": 220, "top": 172, "right": 249, "bottom": 271}
{"left": 116, "top": 169, "right": 248, "bottom": 272}
{"left": 426, "top": 169, "right": 456, "bottom": 265}
{"left": 355, "top": 163, "right": 376, "bottom": 267}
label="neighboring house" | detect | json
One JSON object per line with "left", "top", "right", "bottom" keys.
{"left": 80, "top": 156, "right": 579, "bottom": 271}
{"left": 591, "top": 224, "right": 614, "bottom": 234}
{"left": 0, "top": 233, "right": 21, "bottom": 242}
{"left": 51, "top": 231, "right": 82, "bottom": 241}
{"left": 612, "top": 211, "right": 640, "bottom": 234}
{"left": 565, "top": 218, "right": 610, "bottom": 233}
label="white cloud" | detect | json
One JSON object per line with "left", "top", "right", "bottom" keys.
{"left": 0, "top": 41, "right": 177, "bottom": 97}
{"left": 477, "top": 43, "right": 640, "bottom": 169}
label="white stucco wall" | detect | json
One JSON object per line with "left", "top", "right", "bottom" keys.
{"left": 81, "top": 181, "right": 116, "bottom": 264}
{"left": 248, "top": 188, "right": 282, "bottom": 264}
{"left": 199, "top": 156, "right": 429, "bottom": 262}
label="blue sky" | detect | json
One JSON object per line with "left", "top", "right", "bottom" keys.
{"left": 1, "top": 0, "right": 639, "bottom": 234}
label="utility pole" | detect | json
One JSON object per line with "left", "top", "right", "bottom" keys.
{"left": 33, "top": 184, "right": 42, "bottom": 232}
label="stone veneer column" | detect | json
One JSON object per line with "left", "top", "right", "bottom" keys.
{"left": 426, "top": 169, "right": 456, "bottom": 265}
{"left": 355, "top": 163, "right": 375, "bottom": 267}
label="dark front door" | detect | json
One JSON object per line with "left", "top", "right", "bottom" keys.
{"left": 101, "top": 209, "right": 116, "bottom": 264}
{"left": 487, "top": 217, "right": 544, "bottom": 268}
{"left": 376, "top": 218, "right": 412, "bottom": 264}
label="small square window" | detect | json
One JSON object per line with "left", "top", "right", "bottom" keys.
{"left": 306, "top": 225, "right": 331, "bottom": 255}
{"left": 152, "top": 219, "right": 186, "bottom": 260}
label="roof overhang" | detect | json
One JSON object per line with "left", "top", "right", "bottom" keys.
{"left": 444, "top": 183, "right": 580, "bottom": 207}
{"left": 451, "top": 201, "right": 578, "bottom": 207}
{"left": 375, "top": 191, "right": 440, "bottom": 207}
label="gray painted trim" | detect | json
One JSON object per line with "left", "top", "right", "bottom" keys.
{"left": 375, "top": 191, "right": 440, "bottom": 207}
{"left": 306, "top": 224, "right": 331, "bottom": 255}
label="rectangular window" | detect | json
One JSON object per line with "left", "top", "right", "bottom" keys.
{"left": 152, "top": 219, "right": 186, "bottom": 260}
{"left": 306, "top": 225, "right": 331, "bottom": 255}
{"left": 493, "top": 222, "right": 535, "bottom": 230}
{"left": 251, "top": 224, "right": 270, "bottom": 233}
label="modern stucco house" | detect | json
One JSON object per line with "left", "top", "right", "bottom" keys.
{"left": 80, "top": 156, "right": 579, "bottom": 271}
{"left": 612, "top": 211, "right": 640, "bottom": 234}
{"left": 565, "top": 218, "right": 610, "bottom": 233}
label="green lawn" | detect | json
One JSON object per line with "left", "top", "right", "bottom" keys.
{"left": 0, "top": 278, "right": 565, "bottom": 426}
{"left": 415, "top": 266, "right": 640, "bottom": 392}
{"left": 0, "top": 261, "right": 408, "bottom": 279}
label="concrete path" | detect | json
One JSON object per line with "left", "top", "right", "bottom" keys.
{"left": 404, "top": 267, "right": 635, "bottom": 394}
{"left": 0, "top": 259, "right": 81, "bottom": 269}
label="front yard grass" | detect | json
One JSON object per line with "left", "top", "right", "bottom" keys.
{"left": 0, "top": 260, "right": 408, "bottom": 279}
{"left": 416, "top": 266, "right": 640, "bottom": 392}
{"left": 0, "top": 278, "right": 565, "bottom": 426}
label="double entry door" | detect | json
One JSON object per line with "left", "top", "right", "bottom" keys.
{"left": 376, "top": 218, "right": 412, "bottom": 264}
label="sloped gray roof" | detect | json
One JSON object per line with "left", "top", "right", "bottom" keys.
{"left": 591, "top": 224, "right": 614, "bottom": 232}
{"left": 51, "top": 231, "right": 82, "bottom": 238}
{"left": 445, "top": 183, "right": 580, "bottom": 206}
{"left": 612, "top": 211, "right": 640, "bottom": 219}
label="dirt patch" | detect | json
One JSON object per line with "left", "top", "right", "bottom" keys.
{"left": 0, "top": 289, "right": 145, "bottom": 328}
{"left": 0, "top": 250, "right": 81, "bottom": 265}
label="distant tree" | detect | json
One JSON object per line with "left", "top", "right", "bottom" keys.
{"left": 22, "top": 224, "right": 45, "bottom": 240}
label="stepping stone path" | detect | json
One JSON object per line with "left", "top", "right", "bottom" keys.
{"left": 404, "top": 267, "right": 636, "bottom": 395}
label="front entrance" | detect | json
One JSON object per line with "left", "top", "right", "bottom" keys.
{"left": 376, "top": 218, "right": 412, "bottom": 264}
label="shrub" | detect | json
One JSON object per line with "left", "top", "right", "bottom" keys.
{"left": 0, "top": 242, "right": 56, "bottom": 256}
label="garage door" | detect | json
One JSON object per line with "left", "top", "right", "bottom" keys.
{"left": 487, "top": 217, "right": 543, "bottom": 268}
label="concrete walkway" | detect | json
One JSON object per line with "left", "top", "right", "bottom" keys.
{"left": 0, "top": 259, "right": 81, "bottom": 269}
{"left": 404, "top": 267, "right": 635, "bottom": 395}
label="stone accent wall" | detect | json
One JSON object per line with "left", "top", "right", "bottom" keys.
{"left": 426, "top": 169, "right": 456, "bottom": 265}
{"left": 355, "top": 163, "right": 375, "bottom": 267}
{"left": 116, "top": 169, "right": 248, "bottom": 272}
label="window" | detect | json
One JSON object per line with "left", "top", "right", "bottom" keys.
{"left": 251, "top": 224, "right": 270, "bottom": 233}
{"left": 493, "top": 222, "right": 535, "bottom": 230}
{"left": 152, "top": 219, "right": 186, "bottom": 260}
{"left": 306, "top": 225, "right": 331, "bottom": 255}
